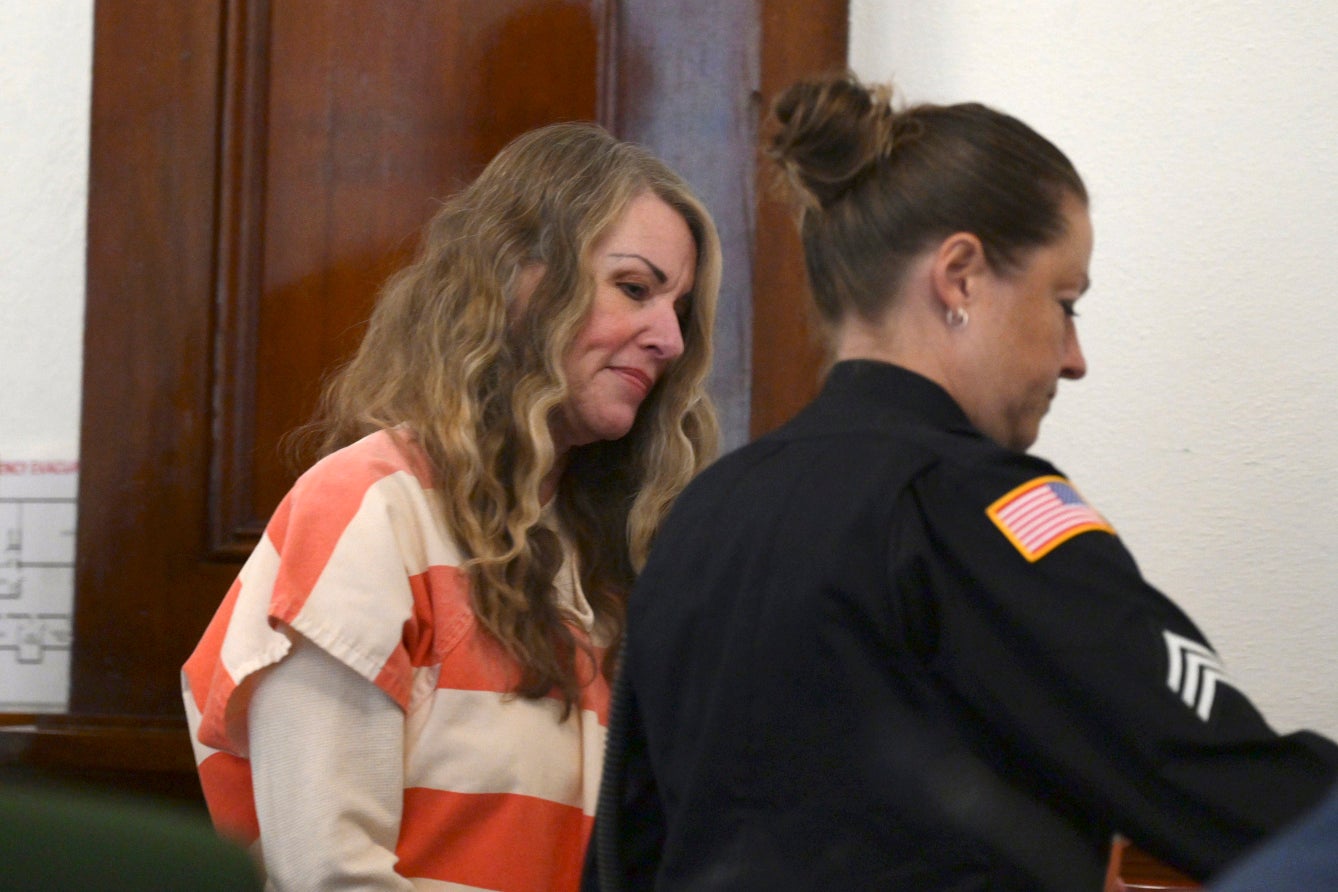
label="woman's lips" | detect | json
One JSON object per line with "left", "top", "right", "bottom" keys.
{"left": 611, "top": 366, "right": 653, "bottom": 396}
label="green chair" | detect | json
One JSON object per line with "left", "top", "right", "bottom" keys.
{"left": 0, "top": 780, "right": 261, "bottom": 891}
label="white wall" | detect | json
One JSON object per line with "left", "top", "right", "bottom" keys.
{"left": 0, "top": 0, "right": 91, "bottom": 458}
{"left": 853, "top": 0, "right": 1338, "bottom": 738}
{"left": 0, "top": 0, "right": 91, "bottom": 711}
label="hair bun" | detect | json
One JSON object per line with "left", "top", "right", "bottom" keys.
{"left": 767, "top": 71, "right": 896, "bottom": 211}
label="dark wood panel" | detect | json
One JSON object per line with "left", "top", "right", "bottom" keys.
{"left": 209, "top": 0, "right": 272, "bottom": 556}
{"left": 215, "top": 0, "right": 607, "bottom": 557}
{"left": 71, "top": 0, "right": 236, "bottom": 716}
{"left": 1122, "top": 844, "right": 1200, "bottom": 889}
{"left": 751, "top": 0, "right": 848, "bottom": 436}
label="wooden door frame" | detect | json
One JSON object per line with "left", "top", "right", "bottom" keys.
{"left": 0, "top": 0, "right": 847, "bottom": 801}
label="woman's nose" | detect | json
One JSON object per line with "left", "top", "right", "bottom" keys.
{"left": 1061, "top": 329, "right": 1087, "bottom": 380}
{"left": 643, "top": 298, "right": 685, "bottom": 360}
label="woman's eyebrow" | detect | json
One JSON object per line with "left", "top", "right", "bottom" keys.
{"left": 609, "top": 252, "right": 667, "bottom": 283}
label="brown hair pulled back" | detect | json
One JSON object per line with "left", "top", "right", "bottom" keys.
{"left": 768, "top": 72, "right": 1086, "bottom": 326}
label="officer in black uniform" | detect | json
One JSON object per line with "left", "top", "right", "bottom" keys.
{"left": 586, "top": 73, "right": 1338, "bottom": 891}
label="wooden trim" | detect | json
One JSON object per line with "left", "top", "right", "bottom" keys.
{"left": 208, "top": 0, "right": 272, "bottom": 559}
{"left": 71, "top": 0, "right": 234, "bottom": 717}
{"left": 750, "top": 0, "right": 849, "bottom": 437}
{"left": 0, "top": 715, "right": 202, "bottom": 805}
{"left": 1122, "top": 846, "right": 1200, "bottom": 889}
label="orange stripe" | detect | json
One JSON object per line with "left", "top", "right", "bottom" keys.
{"left": 585, "top": 677, "right": 611, "bottom": 727}
{"left": 197, "top": 751, "right": 260, "bottom": 845}
{"left": 431, "top": 621, "right": 611, "bottom": 721}
{"left": 397, "top": 788, "right": 590, "bottom": 891}
{"left": 382, "top": 429, "right": 439, "bottom": 489}
{"left": 182, "top": 578, "right": 243, "bottom": 713}
{"left": 263, "top": 492, "right": 294, "bottom": 554}
{"left": 268, "top": 492, "right": 376, "bottom": 624}
{"left": 269, "top": 433, "right": 427, "bottom": 621}
{"left": 377, "top": 565, "right": 482, "bottom": 708}
{"left": 1023, "top": 521, "right": 1111, "bottom": 562}
{"left": 405, "top": 565, "right": 475, "bottom": 668}
{"left": 437, "top": 622, "right": 526, "bottom": 693}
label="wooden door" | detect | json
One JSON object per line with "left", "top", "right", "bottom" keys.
{"left": 0, "top": 0, "right": 847, "bottom": 800}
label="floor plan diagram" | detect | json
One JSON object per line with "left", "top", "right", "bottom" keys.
{"left": 0, "top": 459, "right": 76, "bottom": 712}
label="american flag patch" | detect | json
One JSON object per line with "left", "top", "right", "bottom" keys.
{"left": 986, "top": 475, "right": 1114, "bottom": 562}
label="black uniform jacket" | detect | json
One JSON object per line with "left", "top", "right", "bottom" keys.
{"left": 588, "top": 360, "right": 1338, "bottom": 891}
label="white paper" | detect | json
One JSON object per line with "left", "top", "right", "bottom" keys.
{"left": 0, "top": 459, "right": 77, "bottom": 712}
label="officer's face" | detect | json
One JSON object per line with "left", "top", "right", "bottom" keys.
{"left": 958, "top": 195, "right": 1093, "bottom": 451}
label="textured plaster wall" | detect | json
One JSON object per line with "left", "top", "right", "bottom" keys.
{"left": 852, "top": 1, "right": 1338, "bottom": 738}
{"left": 0, "top": 0, "right": 92, "bottom": 458}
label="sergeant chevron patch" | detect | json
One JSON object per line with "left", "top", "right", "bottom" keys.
{"left": 986, "top": 475, "right": 1114, "bottom": 562}
{"left": 1164, "top": 630, "right": 1233, "bottom": 721}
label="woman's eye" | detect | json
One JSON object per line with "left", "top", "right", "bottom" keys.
{"left": 619, "top": 281, "right": 649, "bottom": 300}
{"left": 1060, "top": 300, "right": 1079, "bottom": 318}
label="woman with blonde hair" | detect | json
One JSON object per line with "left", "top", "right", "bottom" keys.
{"left": 183, "top": 121, "right": 720, "bottom": 890}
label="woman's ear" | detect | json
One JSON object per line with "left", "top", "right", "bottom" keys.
{"left": 930, "top": 232, "right": 988, "bottom": 312}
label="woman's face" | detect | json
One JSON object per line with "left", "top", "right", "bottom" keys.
{"left": 954, "top": 195, "right": 1094, "bottom": 452}
{"left": 551, "top": 191, "right": 697, "bottom": 455}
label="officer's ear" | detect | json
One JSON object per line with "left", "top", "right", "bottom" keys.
{"left": 930, "top": 232, "right": 988, "bottom": 314}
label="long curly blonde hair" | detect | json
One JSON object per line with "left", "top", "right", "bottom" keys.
{"left": 305, "top": 123, "right": 720, "bottom": 710}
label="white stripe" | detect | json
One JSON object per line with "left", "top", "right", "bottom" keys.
{"left": 1017, "top": 509, "right": 1077, "bottom": 546}
{"left": 1164, "top": 630, "right": 1219, "bottom": 690}
{"left": 256, "top": 840, "right": 493, "bottom": 891}
{"left": 181, "top": 671, "right": 223, "bottom": 766}
{"left": 1163, "top": 630, "right": 1231, "bottom": 721}
{"left": 1010, "top": 499, "right": 1096, "bottom": 546}
{"left": 404, "top": 687, "right": 606, "bottom": 814}
{"left": 1194, "top": 666, "right": 1226, "bottom": 722}
{"left": 297, "top": 471, "right": 458, "bottom": 681}
{"left": 219, "top": 534, "right": 294, "bottom": 683}
{"left": 1002, "top": 491, "right": 1084, "bottom": 546}
{"left": 371, "top": 469, "right": 462, "bottom": 573}
{"left": 1180, "top": 651, "right": 1208, "bottom": 707}
{"left": 999, "top": 490, "right": 1050, "bottom": 525}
